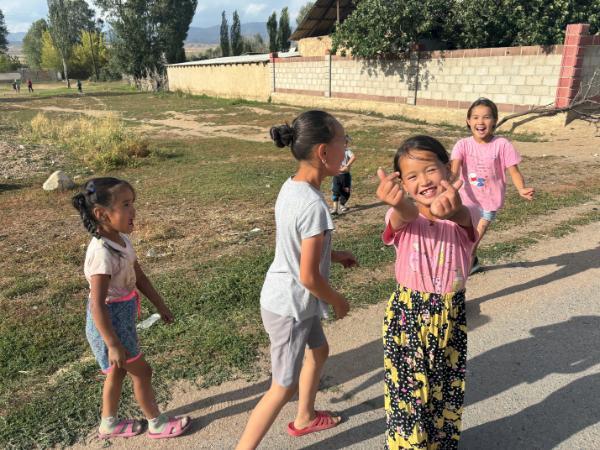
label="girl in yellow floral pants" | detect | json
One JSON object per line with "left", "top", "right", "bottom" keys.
{"left": 376, "top": 135, "right": 478, "bottom": 449}
{"left": 383, "top": 286, "right": 466, "bottom": 449}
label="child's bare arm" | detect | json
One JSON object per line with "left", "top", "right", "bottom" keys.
{"left": 376, "top": 168, "right": 418, "bottom": 231}
{"left": 507, "top": 165, "right": 534, "bottom": 200}
{"left": 450, "top": 159, "right": 462, "bottom": 181}
{"left": 300, "top": 234, "right": 349, "bottom": 319}
{"left": 134, "top": 261, "right": 174, "bottom": 323}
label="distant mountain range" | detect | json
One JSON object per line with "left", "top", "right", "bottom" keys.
{"left": 7, "top": 22, "right": 267, "bottom": 45}
{"left": 187, "top": 22, "right": 268, "bottom": 44}
{"left": 7, "top": 32, "right": 26, "bottom": 43}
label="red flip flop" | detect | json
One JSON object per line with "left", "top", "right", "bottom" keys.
{"left": 287, "top": 411, "right": 341, "bottom": 437}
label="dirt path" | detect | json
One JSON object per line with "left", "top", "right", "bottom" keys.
{"left": 73, "top": 221, "right": 600, "bottom": 449}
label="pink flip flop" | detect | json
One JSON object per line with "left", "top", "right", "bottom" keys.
{"left": 147, "top": 416, "right": 191, "bottom": 439}
{"left": 98, "top": 419, "right": 143, "bottom": 439}
{"left": 287, "top": 411, "right": 341, "bottom": 437}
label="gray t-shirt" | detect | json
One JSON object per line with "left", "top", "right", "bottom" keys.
{"left": 260, "top": 178, "right": 334, "bottom": 321}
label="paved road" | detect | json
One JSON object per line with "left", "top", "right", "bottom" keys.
{"left": 75, "top": 222, "right": 600, "bottom": 449}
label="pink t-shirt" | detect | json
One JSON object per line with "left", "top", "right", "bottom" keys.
{"left": 451, "top": 136, "right": 521, "bottom": 211}
{"left": 382, "top": 208, "right": 478, "bottom": 294}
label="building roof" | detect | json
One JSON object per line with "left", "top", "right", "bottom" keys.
{"left": 290, "top": 0, "right": 355, "bottom": 41}
{"left": 166, "top": 49, "right": 299, "bottom": 67}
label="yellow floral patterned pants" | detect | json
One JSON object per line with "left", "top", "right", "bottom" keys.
{"left": 383, "top": 285, "right": 467, "bottom": 449}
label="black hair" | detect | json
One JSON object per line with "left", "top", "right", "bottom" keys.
{"left": 269, "top": 110, "right": 340, "bottom": 161}
{"left": 393, "top": 135, "right": 449, "bottom": 176}
{"left": 71, "top": 177, "right": 134, "bottom": 239}
{"left": 467, "top": 97, "right": 499, "bottom": 124}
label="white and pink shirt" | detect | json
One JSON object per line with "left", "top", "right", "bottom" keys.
{"left": 84, "top": 234, "right": 137, "bottom": 303}
{"left": 382, "top": 208, "right": 478, "bottom": 294}
{"left": 451, "top": 136, "right": 521, "bottom": 212}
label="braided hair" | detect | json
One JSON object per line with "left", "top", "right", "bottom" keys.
{"left": 72, "top": 177, "right": 134, "bottom": 240}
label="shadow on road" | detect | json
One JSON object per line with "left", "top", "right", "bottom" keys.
{"left": 462, "top": 372, "right": 600, "bottom": 448}
{"left": 473, "top": 246, "right": 600, "bottom": 306}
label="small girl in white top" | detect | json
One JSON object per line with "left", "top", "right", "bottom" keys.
{"left": 72, "top": 177, "right": 190, "bottom": 440}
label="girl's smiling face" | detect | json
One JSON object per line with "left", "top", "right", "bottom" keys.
{"left": 467, "top": 105, "right": 496, "bottom": 143}
{"left": 399, "top": 149, "right": 451, "bottom": 207}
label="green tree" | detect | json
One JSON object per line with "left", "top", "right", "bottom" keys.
{"left": 0, "top": 9, "right": 9, "bottom": 53}
{"left": 332, "top": 0, "right": 454, "bottom": 58}
{"left": 47, "top": 0, "right": 95, "bottom": 87}
{"left": 72, "top": 29, "right": 109, "bottom": 79}
{"left": 96, "top": 0, "right": 196, "bottom": 84}
{"left": 333, "top": 0, "right": 600, "bottom": 57}
{"left": 40, "top": 29, "right": 64, "bottom": 72}
{"left": 220, "top": 11, "right": 230, "bottom": 57}
{"left": 457, "top": 0, "right": 600, "bottom": 48}
{"left": 267, "top": 12, "right": 277, "bottom": 52}
{"left": 243, "top": 33, "right": 267, "bottom": 53}
{"left": 277, "top": 7, "right": 291, "bottom": 52}
{"left": 23, "top": 19, "right": 49, "bottom": 69}
{"left": 0, "top": 54, "right": 20, "bottom": 71}
{"left": 296, "top": 1, "right": 314, "bottom": 27}
{"left": 231, "top": 10, "right": 242, "bottom": 56}
{"left": 158, "top": 0, "right": 197, "bottom": 63}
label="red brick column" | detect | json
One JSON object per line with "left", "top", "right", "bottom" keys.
{"left": 555, "top": 23, "right": 590, "bottom": 107}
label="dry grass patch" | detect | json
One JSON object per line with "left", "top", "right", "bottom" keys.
{"left": 29, "top": 113, "right": 150, "bottom": 171}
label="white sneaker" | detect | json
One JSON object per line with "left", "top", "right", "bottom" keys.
{"left": 340, "top": 205, "right": 349, "bottom": 213}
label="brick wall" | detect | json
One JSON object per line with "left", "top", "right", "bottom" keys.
{"left": 273, "top": 24, "right": 599, "bottom": 113}
{"left": 274, "top": 46, "right": 564, "bottom": 113}
{"left": 167, "top": 23, "right": 599, "bottom": 116}
{"left": 272, "top": 57, "right": 329, "bottom": 97}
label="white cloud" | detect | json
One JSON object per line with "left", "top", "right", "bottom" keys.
{"left": 245, "top": 3, "right": 267, "bottom": 17}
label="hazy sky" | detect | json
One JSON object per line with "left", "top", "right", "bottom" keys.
{"left": 2, "top": 0, "right": 309, "bottom": 33}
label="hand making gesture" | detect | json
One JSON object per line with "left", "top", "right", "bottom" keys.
{"left": 376, "top": 168, "right": 405, "bottom": 208}
{"left": 430, "top": 179, "right": 464, "bottom": 219}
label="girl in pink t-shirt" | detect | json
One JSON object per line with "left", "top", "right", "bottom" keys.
{"left": 451, "top": 97, "right": 534, "bottom": 274}
{"left": 376, "top": 135, "right": 478, "bottom": 449}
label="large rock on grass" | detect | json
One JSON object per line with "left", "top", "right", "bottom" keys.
{"left": 43, "top": 170, "right": 75, "bottom": 191}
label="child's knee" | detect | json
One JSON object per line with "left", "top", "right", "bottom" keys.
{"left": 128, "top": 359, "right": 153, "bottom": 380}
{"left": 109, "top": 367, "right": 127, "bottom": 381}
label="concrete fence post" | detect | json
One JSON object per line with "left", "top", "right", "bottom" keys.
{"left": 269, "top": 52, "right": 278, "bottom": 93}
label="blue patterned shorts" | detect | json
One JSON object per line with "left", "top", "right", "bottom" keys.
{"left": 85, "top": 297, "right": 141, "bottom": 374}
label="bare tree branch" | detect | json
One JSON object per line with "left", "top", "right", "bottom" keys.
{"left": 496, "top": 68, "right": 600, "bottom": 132}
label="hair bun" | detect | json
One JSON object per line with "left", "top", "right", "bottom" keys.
{"left": 270, "top": 124, "right": 294, "bottom": 148}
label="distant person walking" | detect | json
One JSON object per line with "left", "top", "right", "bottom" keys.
{"left": 15, "top": 79, "right": 20, "bottom": 93}
{"left": 77, "top": 79, "right": 83, "bottom": 93}
{"left": 27, "top": 79, "right": 33, "bottom": 93}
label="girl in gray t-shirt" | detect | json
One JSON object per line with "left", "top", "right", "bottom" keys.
{"left": 237, "top": 111, "right": 358, "bottom": 448}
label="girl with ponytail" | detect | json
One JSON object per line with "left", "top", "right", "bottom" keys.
{"left": 72, "top": 177, "right": 190, "bottom": 440}
{"left": 237, "top": 111, "right": 358, "bottom": 448}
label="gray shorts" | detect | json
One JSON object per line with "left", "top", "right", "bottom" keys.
{"left": 261, "top": 308, "right": 327, "bottom": 388}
